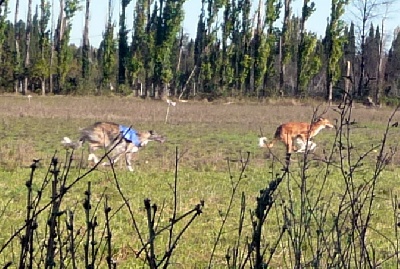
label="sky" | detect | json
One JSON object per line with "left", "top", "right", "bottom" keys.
{"left": 6, "top": 0, "right": 400, "bottom": 49}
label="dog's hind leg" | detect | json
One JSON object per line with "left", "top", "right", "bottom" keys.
{"left": 87, "top": 144, "right": 100, "bottom": 165}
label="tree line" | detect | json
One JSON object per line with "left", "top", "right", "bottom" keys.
{"left": 0, "top": 0, "right": 399, "bottom": 103}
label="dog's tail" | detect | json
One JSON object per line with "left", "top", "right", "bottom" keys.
{"left": 265, "top": 125, "right": 282, "bottom": 148}
{"left": 259, "top": 137, "right": 278, "bottom": 148}
{"left": 61, "top": 137, "right": 83, "bottom": 150}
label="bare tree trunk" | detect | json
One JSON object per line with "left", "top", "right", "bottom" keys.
{"left": 175, "top": 28, "right": 183, "bottom": 97}
{"left": 41, "top": 79, "right": 46, "bottom": 95}
{"left": 23, "top": 0, "right": 33, "bottom": 95}
{"left": 344, "top": 61, "right": 351, "bottom": 102}
{"left": 14, "top": 0, "right": 20, "bottom": 94}
{"left": 178, "top": 66, "right": 197, "bottom": 100}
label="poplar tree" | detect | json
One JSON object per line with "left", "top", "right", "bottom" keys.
{"left": 363, "top": 24, "right": 380, "bottom": 97}
{"left": 325, "top": 0, "right": 348, "bottom": 103}
{"left": 263, "top": 0, "right": 281, "bottom": 96}
{"left": 196, "top": 0, "right": 224, "bottom": 95}
{"left": 385, "top": 30, "right": 400, "bottom": 93}
{"left": 279, "top": 0, "right": 292, "bottom": 92}
{"left": 118, "top": 0, "right": 131, "bottom": 87}
{"left": 13, "top": 0, "right": 21, "bottom": 93}
{"left": 23, "top": 0, "right": 33, "bottom": 95}
{"left": 0, "top": 0, "right": 7, "bottom": 60}
{"left": 295, "top": 0, "right": 321, "bottom": 96}
{"left": 130, "top": 0, "right": 148, "bottom": 93}
{"left": 81, "top": 0, "right": 90, "bottom": 79}
{"left": 153, "top": 0, "right": 186, "bottom": 96}
{"left": 237, "top": 0, "right": 252, "bottom": 96}
{"left": 252, "top": 0, "right": 267, "bottom": 96}
{"left": 220, "top": 0, "right": 234, "bottom": 92}
{"left": 55, "top": 0, "right": 80, "bottom": 93}
{"left": 0, "top": 0, "right": 8, "bottom": 88}
{"left": 31, "top": 0, "right": 50, "bottom": 95}
{"left": 351, "top": 0, "right": 390, "bottom": 97}
{"left": 101, "top": 0, "right": 116, "bottom": 88}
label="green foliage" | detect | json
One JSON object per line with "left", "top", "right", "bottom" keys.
{"left": 102, "top": 23, "right": 116, "bottom": 85}
{"left": 254, "top": 34, "right": 270, "bottom": 90}
{"left": 129, "top": 0, "right": 148, "bottom": 85}
{"left": 65, "top": 0, "right": 81, "bottom": 19}
{"left": 325, "top": 0, "right": 348, "bottom": 101}
{"left": 298, "top": 33, "right": 321, "bottom": 89}
{"left": 55, "top": 0, "right": 81, "bottom": 93}
{"left": 152, "top": 0, "right": 186, "bottom": 91}
{"left": 0, "top": 0, "right": 8, "bottom": 59}
{"left": 118, "top": 0, "right": 131, "bottom": 86}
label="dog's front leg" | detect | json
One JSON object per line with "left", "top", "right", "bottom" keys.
{"left": 88, "top": 153, "right": 100, "bottom": 164}
{"left": 125, "top": 153, "right": 134, "bottom": 172}
{"left": 125, "top": 146, "right": 139, "bottom": 172}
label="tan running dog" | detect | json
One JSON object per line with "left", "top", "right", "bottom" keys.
{"left": 259, "top": 117, "right": 334, "bottom": 154}
{"left": 61, "top": 122, "right": 166, "bottom": 172}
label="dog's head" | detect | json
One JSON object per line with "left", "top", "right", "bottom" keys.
{"left": 139, "top": 130, "right": 166, "bottom": 146}
{"left": 315, "top": 117, "right": 335, "bottom": 129}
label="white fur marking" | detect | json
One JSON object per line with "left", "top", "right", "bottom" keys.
{"left": 62, "top": 137, "right": 72, "bottom": 144}
{"left": 294, "top": 137, "right": 317, "bottom": 153}
{"left": 140, "top": 141, "right": 149, "bottom": 147}
{"left": 259, "top": 137, "right": 267, "bottom": 147}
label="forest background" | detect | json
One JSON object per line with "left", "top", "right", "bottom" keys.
{"left": 1, "top": 0, "right": 400, "bottom": 104}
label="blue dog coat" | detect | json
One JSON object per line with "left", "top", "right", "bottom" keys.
{"left": 119, "top": 125, "right": 141, "bottom": 147}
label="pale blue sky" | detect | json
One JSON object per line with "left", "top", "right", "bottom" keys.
{"left": 7, "top": 0, "right": 400, "bottom": 49}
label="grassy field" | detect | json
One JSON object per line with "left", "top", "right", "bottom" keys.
{"left": 0, "top": 95, "right": 400, "bottom": 268}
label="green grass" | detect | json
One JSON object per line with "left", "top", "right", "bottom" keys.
{"left": 0, "top": 95, "right": 400, "bottom": 267}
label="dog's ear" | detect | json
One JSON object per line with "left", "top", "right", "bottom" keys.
{"left": 149, "top": 130, "right": 154, "bottom": 135}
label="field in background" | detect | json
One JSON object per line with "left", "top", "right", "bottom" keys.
{"left": 0, "top": 95, "right": 400, "bottom": 267}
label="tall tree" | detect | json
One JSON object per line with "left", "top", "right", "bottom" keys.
{"left": 385, "top": 29, "right": 400, "bottom": 94}
{"left": 325, "top": 0, "right": 348, "bottom": 103}
{"left": 55, "top": 0, "right": 81, "bottom": 93}
{"left": 363, "top": 24, "right": 380, "bottom": 97}
{"left": 81, "top": 0, "right": 90, "bottom": 79}
{"left": 118, "top": 0, "right": 131, "bottom": 87}
{"left": 220, "top": 0, "right": 234, "bottom": 93}
{"left": 0, "top": 0, "right": 8, "bottom": 60}
{"left": 252, "top": 0, "right": 268, "bottom": 96}
{"left": 262, "top": 0, "right": 281, "bottom": 96}
{"left": 153, "top": 0, "right": 187, "bottom": 96}
{"left": 23, "top": 0, "right": 33, "bottom": 95}
{"left": 351, "top": 0, "right": 389, "bottom": 97}
{"left": 279, "top": 0, "right": 292, "bottom": 93}
{"left": 376, "top": 1, "right": 395, "bottom": 103}
{"left": 295, "top": 0, "right": 320, "bottom": 96}
{"left": 237, "top": 0, "right": 252, "bottom": 96}
{"left": 13, "top": 0, "right": 20, "bottom": 94}
{"left": 130, "top": 0, "right": 149, "bottom": 95}
{"left": 101, "top": 0, "right": 116, "bottom": 89}
{"left": 31, "top": 0, "right": 51, "bottom": 95}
